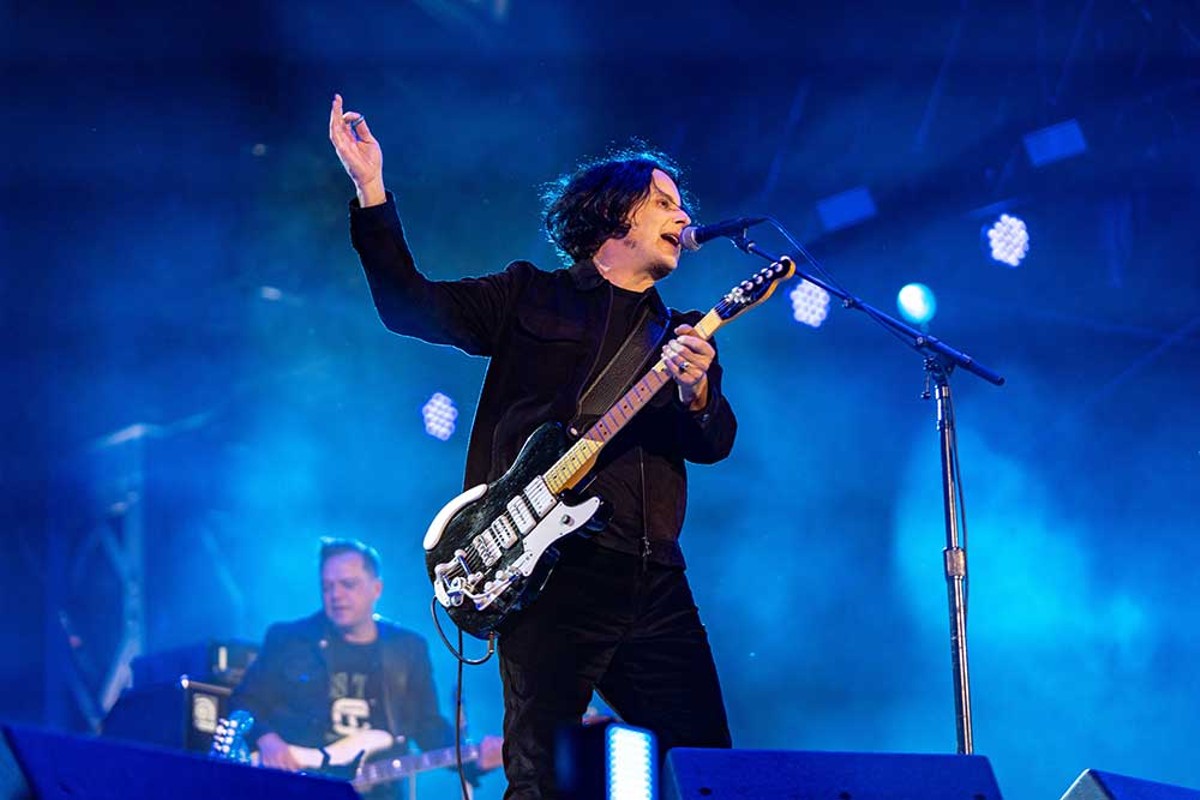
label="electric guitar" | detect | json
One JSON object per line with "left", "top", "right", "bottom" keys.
{"left": 424, "top": 257, "right": 796, "bottom": 637}
{"left": 210, "top": 710, "right": 255, "bottom": 765}
{"left": 210, "top": 711, "right": 502, "bottom": 790}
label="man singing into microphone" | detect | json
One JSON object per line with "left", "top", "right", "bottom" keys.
{"left": 330, "top": 95, "right": 736, "bottom": 799}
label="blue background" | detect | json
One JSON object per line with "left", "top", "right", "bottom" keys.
{"left": 3, "top": 2, "right": 1198, "bottom": 798}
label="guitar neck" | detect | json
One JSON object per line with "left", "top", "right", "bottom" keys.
{"left": 353, "top": 743, "right": 482, "bottom": 790}
{"left": 544, "top": 308, "right": 725, "bottom": 493}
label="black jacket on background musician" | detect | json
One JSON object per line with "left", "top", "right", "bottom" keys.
{"left": 230, "top": 611, "right": 453, "bottom": 752}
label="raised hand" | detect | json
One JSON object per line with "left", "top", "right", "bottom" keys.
{"left": 329, "top": 93, "right": 385, "bottom": 207}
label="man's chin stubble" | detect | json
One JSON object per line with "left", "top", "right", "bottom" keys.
{"left": 649, "top": 262, "right": 675, "bottom": 281}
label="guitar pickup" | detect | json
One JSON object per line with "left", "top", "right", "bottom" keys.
{"left": 472, "top": 531, "right": 503, "bottom": 566}
{"left": 523, "top": 476, "right": 556, "bottom": 516}
{"left": 489, "top": 516, "right": 519, "bottom": 548}
{"left": 506, "top": 496, "right": 537, "bottom": 534}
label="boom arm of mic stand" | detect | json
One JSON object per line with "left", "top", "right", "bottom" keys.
{"left": 729, "top": 235, "right": 1005, "bottom": 387}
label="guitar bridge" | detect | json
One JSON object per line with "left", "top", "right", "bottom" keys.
{"left": 432, "top": 562, "right": 518, "bottom": 612}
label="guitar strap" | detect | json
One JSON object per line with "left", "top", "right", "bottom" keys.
{"left": 573, "top": 302, "right": 669, "bottom": 424}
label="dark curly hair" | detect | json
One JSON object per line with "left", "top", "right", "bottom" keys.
{"left": 542, "top": 144, "right": 693, "bottom": 265}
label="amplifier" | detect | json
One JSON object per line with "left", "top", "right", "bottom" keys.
{"left": 103, "top": 677, "right": 232, "bottom": 754}
{"left": 132, "top": 640, "right": 258, "bottom": 688}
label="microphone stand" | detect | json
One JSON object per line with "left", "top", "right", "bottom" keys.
{"left": 729, "top": 231, "right": 1004, "bottom": 756}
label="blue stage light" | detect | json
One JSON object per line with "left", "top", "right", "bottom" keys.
{"left": 421, "top": 392, "right": 458, "bottom": 440}
{"left": 1023, "top": 119, "right": 1087, "bottom": 167}
{"left": 605, "top": 724, "right": 656, "bottom": 800}
{"left": 897, "top": 282, "right": 937, "bottom": 325}
{"left": 816, "top": 186, "right": 877, "bottom": 233}
{"left": 986, "top": 214, "right": 1029, "bottom": 267}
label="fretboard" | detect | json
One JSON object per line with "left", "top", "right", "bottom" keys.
{"left": 544, "top": 308, "right": 724, "bottom": 493}
{"left": 354, "top": 743, "right": 482, "bottom": 790}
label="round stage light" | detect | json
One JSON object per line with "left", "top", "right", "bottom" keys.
{"left": 897, "top": 282, "right": 937, "bottom": 325}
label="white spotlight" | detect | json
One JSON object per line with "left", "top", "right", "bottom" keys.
{"left": 897, "top": 283, "right": 937, "bottom": 325}
{"left": 986, "top": 214, "right": 1029, "bottom": 267}
{"left": 789, "top": 280, "right": 831, "bottom": 328}
{"left": 421, "top": 392, "right": 458, "bottom": 441}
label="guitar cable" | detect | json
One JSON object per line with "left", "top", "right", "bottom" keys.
{"left": 429, "top": 597, "right": 496, "bottom": 665}
{"left": 430, "top": 598, "right": 496, "bottom": 798}
{"left": 455, "top": 629, "right": 471, "bottom": 800}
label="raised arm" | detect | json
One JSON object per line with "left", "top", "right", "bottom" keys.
{"left": 328, "top": 93, "right": 525, "bottom": 356}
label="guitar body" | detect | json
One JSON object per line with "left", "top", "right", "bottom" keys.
{"left": 424, "top": 422, "right": 602, "bottom": 638}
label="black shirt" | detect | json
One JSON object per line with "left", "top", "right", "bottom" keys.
{"left": 577, "top": 284, "right": 666, "bottom": 561}
{"left": 323, "top": 637, "right": 387, "bottom": 744}
{"left": 587, "top": 283, "right": 648, "bottom": 390}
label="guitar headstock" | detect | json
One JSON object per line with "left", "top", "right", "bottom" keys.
{"left": 715, "top": 257, "right": 796, "bottom": 322}
{"left": 210, "top": 709, "right": 255, "bottom": 764}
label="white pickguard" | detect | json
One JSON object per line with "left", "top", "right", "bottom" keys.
{"left": 508, "top": 496, "right": 602, "bottom": 577}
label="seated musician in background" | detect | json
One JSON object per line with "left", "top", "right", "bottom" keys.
{"left": 230, "top": 537, "right": 501, "bottom": 797}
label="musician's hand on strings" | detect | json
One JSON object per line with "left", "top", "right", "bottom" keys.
{"left": 329, "top": 93, "right": 385, "bottom": 208}
{"left": 478, "top": 735, "right": 504, "bottom": 771}
{"left": 257, "top": 732, "right": 302, "bottom": 771}
{"left": 662, "top": 324, "right": 714, "bottom": 410}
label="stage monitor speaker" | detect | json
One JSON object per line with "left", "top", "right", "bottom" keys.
{"left": 1060, "top": 770, "right": 1200, "bottom": 800}
{"left": 0, "top": 728, "right": 33, "bottom": 800}
{"left": 663, "top": 748, "right": 1003, "bottom": 800}
{"left": 1, "top": 724, "right": 358, "bottom": 800}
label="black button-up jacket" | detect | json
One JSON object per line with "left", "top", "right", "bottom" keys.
{"left": 349, "top": 195, "right": 737, "bottom": 566}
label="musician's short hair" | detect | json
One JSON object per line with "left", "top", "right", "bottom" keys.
{"left": 318, "top": 537, "right": 382, "bottom": 577}
{"left": 542, "top": 143, "right": 692, "bottom": 264}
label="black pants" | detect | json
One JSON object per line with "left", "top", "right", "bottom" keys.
{"left": 497, "top": 541, "right": 731, "bottom": 799}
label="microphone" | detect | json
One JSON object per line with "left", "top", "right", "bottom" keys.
{"left": 679, "top": 216, "right": 767, "bottom": 251}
